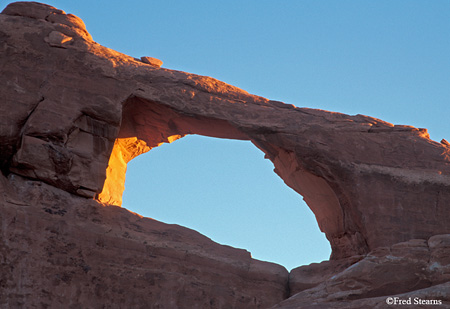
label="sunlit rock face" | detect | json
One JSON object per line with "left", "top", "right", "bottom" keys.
{"left": 1, "top": 2, "right": 450, "bottom": 307}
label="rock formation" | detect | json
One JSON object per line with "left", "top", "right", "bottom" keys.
{"left": 0, "top": 2, "right": 449, "bottom": 307}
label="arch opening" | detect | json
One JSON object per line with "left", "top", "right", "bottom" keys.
{"left": 97, "top": 96, "right": 342, "bottom": 265}
{"left": 122, "top": 135, "right": 331, "bottom": 270}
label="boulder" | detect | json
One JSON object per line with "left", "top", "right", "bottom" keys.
{"left": 140, "top": 56, "right": 163, "bottom": 67}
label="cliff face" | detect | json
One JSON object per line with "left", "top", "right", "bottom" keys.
{"left": 1, "top": 2, "right": 449, "bottom": 308}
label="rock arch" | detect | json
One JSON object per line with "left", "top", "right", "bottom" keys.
{"left": 1, "top": 1, "right": 449, "bottom": 263}
{"left": 97, "top": 96, "right": 349, "bottom": 256}
{"left": 90, "top": 86, "right": 450, "bottom": 260}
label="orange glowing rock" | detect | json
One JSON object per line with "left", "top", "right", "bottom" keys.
{"left": 140, "top": 56, "right": 163, "bottom": 67}
{"left": 97, "top": 137, "right": 150, "bottom": 205}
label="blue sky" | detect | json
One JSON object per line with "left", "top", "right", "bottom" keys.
{"left": 3, "top": 1, "right": 448, "bottom": 270}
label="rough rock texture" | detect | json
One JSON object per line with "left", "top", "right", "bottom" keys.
{"left": 0, "top": 173, "right": 287, "bottom": 308}
{"left": 0, "top": 2, "right": 449, "bottom": 307}
{"left": 276, "top": 236, "right": 450, "bottom": 308}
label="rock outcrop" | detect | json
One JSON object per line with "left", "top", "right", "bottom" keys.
{"left": 0, "top": 173, "right": 288, "bottom": 308}
{"left": 1, "top": 2, "right": 449, "bottom": 307}
{"left": 281, "top": 236, "right": 450, "bottom": 308}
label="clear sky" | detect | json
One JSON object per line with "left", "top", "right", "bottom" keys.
{"left": 3, "top": 1, "right": 448, "bottom": 271}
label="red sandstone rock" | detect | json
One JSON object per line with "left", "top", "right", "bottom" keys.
{"left": 0, "top": 2, "right": 449, "bottom": 307}
{"left": 289, "top": 255, "right": 364, "bottom": 295}
{"left": 275, "top": 237, "right": 450, "bottom": 308}
{"left": 274, "top": 282, "right": 450, "bottom": 308}
{"left": 141, "top": 56, "right": 163, "bottom": 67}
{"left": 0, "top": 173, "right": 288, "bottom": 308}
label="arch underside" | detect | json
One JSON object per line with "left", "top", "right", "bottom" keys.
{"left": 97, "top": 96, "right": 349, "bottom": 258}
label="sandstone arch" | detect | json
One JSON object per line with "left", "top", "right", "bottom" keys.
{"left": 1, "top": 1, "right": 449, "bottom": 263}
{"left": 2, "top": 3, "right": 450, "bottom": 307}
{"left": 97, "top": 96, "right": 349, "bottom": 256}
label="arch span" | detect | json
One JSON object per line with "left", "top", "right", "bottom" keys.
{"left": 3, "top": 1, "right": 448, "bottom": 260}
{"left": 3, "top": 3, "right": 450, "bottom": 304}
{"left": 97, "top": 96, "right": 352, "bottom": 258}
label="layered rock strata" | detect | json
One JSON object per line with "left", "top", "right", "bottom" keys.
{"left": 0, "top": 2, "right": 449, "bottom": 307}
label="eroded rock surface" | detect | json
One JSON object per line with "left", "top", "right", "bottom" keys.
{"left": 1, "top": 2, "right": 449, "bottom": 307}
{"left": 0, "top": 173, "right": 288, "bottom": 308}
{"left": 276, "top": 236, "right": 450, "bottom": 308}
